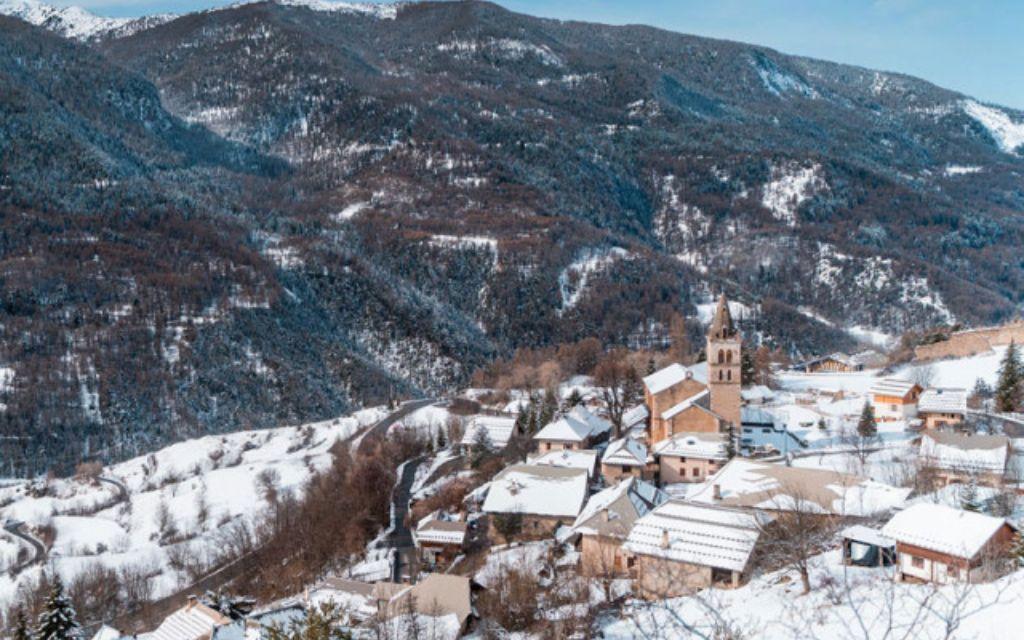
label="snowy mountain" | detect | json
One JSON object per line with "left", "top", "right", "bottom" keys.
{"left": 2, "top": 0, "right": 1024, "bottom": 473}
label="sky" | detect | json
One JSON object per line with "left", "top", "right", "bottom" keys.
{"left": 47, "top": 0, "right": 1024, "bottom": 109}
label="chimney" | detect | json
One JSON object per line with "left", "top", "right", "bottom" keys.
{"left": 713, "top": 484, "right": 722, "bottom": 501}
{"left": 186, "top": 595, "right": 198, "bottom": 610}
{"left": 660, "top": 529, "right": 669, "bottom": 549}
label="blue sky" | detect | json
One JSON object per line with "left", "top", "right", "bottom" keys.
{"left": 55, "top": 0, "right": 1024, "bottom": 109}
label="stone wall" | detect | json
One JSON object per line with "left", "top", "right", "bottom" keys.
{"left": 914, "top": 322, "right": 1024, "bottom": 361}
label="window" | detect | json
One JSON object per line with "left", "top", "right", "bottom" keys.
{"left": 718, "top": 350, "right": 725, "bottom": 363}
{"left": 692, "top": 467, "right": 701, "bottom": 477}
{"left": 719, "top": 370, "right": 724, "bottom": 381}
{"left": 911, "top": 556, "right": 924, "bottom": 569}
{"left": 726, "top": 370, "right": 732, "bottom": 381}
{"left": 947, "top": 564, "right": 960, "bottom": 579}
{"left": 891, "top": 404, "right": 898, "bottom": 412}
{"left": 726, "top": 350, "right": 733, "bottom": 364}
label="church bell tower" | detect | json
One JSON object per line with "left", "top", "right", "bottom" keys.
{"left": 707, "top": 293, "right": 742, "bottom": 428}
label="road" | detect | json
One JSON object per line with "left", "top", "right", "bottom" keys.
{"left": 97, "top": 475, "right": 129, "bottom": 503}
{"left": 3, "top": 519, "right": 46, "bottom": 572}
{"left": 385, "top": 455, "right": 425, "bottom": 582}
{"left": 354, "top": 398, "right": 436, "bottom": 455}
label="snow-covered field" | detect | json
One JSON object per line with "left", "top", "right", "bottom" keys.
{"left": 602, "top": 549, "right": 1024, "bottom": 639}
{"left": 0, "top": 407, "right": 385, "bottom": 609}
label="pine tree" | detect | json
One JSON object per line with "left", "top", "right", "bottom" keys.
{"left": 724, "top": 423, "right": 737, "bottom": 459}
{"left": 996, "top": 340, "right": 1023, "bottom": 412}
{"left": 856, "top": 401, "right": 877, "bottom": 439}
{"left": 960, "top": 477, "right": 981, "bottom": 512}
{"left": 470, "top": 427, "right": 494, "bottom": 469}
{"left": 35, "top": 576, "right": 79, "bottom": 640}
{"left": 646, "top": 357, "right": 656, "bottom": 376}
{"left": 538, "top": 387, "right": 559, "bottom": 428}
{"left": 564, "top": 388, "right": 583, "bottom": 410}
{"left": 741, "top": 347, "right": 755, "bottom": 386}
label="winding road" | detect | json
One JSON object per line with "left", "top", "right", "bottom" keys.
{"left": 354, "top": 398, "right": 437, "bottom": 455}
{"left": 3, "top": 519, "right": 45, "bottom": 572}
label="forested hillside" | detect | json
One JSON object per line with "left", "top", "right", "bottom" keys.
{"left": 1, "top": 0, "right": 1023, "bottom": 473}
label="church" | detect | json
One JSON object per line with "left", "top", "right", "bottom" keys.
{"left": 636, "top": 294, "right": 742, "bottom": 484}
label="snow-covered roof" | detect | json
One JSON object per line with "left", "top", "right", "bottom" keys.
{"left": 920, "top": 431, "right": 1009, "bottom": 473}
{"left": 882, "top": 503, "right": 1015, "bottom": 559}
{"left": 622, "top": 403, "right": 649, "bottom": 429}
{"left": 643, "top": 363, "right": 706, "bottom": 395}
{"left": 624, "top": 500, "right": 770, "bottom": 572}
{"left": 653, "top": 431, "right": 729, "bottom": 460}
{"left": 841, "top": 524, "right": 895, "bottom": 548}
{"left": 528, "top": 449, "right": 599, "bottom": 477}
{"left": 384, "top": 574, "right": 472, "bottom": 628}
{"left": 414, "top": 511, "right": 467, "bottom": 546}
{"left": 151, "top": 601, "right": 230, "bottom": 640}
{"left": 534, "top": 406, "right": 610, "bottom": 443}
{"left": 688, "top": 459, "right": 910, "bottom": 517}
{"left": 918, "top": 388, "right": 968, "bottom": 414}
{"left": 460, "top": 415, "right": 517, "bottom": 449}
{"left": 482, "top": 464, "right": 589, "bottom": 518}
{"left": 602, "top": 437, "right": 651, "bottom": 467}
{"left": 572, "top": 477, "right": 666, "bottom": 539}
{"left": 741, "top": 385, "right": 775, "bottom": 402}
{"left": 870, "top": 378, "right": 920, "bottom": 398}
{"left": 662, "top": 389, "right": 711, "bottom": 420}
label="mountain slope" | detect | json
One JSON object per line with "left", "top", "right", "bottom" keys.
{"left": 1, "top": 0, "right": 1023, "bottom": 473}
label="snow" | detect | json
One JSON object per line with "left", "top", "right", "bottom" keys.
{"left": 883, "top": 503, "right": 1010, "bottom": 558}
{"left": 643, "top": 363, "right": 704, "bottom": 395}
{"left": 603, "top": 549, "right": 1024, "bottom": 639}
{"left": 943, "top": 164, "right": 984, "bottom": 177}
{"left": 963, "top": 100, "right": 1024, "bottom": 154}
{"left": 920, "top": 432, "right": 1008, "bottom": 474}
{"left": 761, "top": 163, "right": 825, "bottom": 226}
{"left": 558, "top": 247, "right": 629, "bottom": 311}
{"left": 474, "top": 540, "right": 552, "bottom": 588}
{"left": 896, "top": 345, "right": 1006, "bottom": 389}
{"left": 0, "top": 407, "right": 385, "bottom": 611}
{"left": 437, "top": 38, "right": 562, "bottom": 66}
{"left": 334, "top": 202, "right": 369, "bottom": 221}
{"left": 624, "top": 501, "right": 767, "bottom": 571}
{"left": 276, "top": 0, "right": 398, "bottom": 19}
{"left": 527, "top": 449, "right": 598, "bottom": 478}
{"left": 481, "top": 464, "right": 589, "bottom": 518}
{"left": 459, "top": 415, "right": 517, "bottom": 449}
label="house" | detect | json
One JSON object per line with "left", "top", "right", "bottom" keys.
{"left": 870, "top": 378, "right": 922, "bottom": 421}
{"left": 919, "top": 430, "right": 1010, "bottom": 486}
{"left": 150, "top": 597, "right": 231, "bottom": 640}
{"left": 232, "top": 603, "right": 306, "bottom": 640}
{"left": 383, "top": 574, "right": 473, "bottom": 636}
{"left": 600, "top": 437, "right": 655, "bottom": 483}
{"left": 882, "top": 503, "right": 1018, "bottom": 584}
{"left": 687, "top": 458, "right": 910, "bottom": 517}
{"left": 840, "top": 525, "right": 896, "bottom": 567}
{"left": 740, "top": 385, "right": 775, "bottom": 405}
{"left": 413, "top": 510, "right": 468, "bottom": 567}
{"left": 797, "top": 352, "right": 862, "bottom": 373}
{"left": 739, "top": 407, "right": 808, "bottom": 455}
{"left": 533, "top": 405, "right": 611, "bottom": 452}
{"left": 917, "top": 388, "right": 968, "bottom": 429}
{"left": 623, "top": 501, "right": 770, "bottom": 598}
{"left": 459, "top": 415, "right": 519, "bottom": 452}
{"left": 527, "top": 448, "right": 599, "bottom": 480}
{"left": 91, "top": 626, "right": 122, "bottom": 640}
{"left": 482, "top": 464, "right": 590, "bottom": 539}
{"left": 571, "top": 477, "right": 667, "bottom": 577}
{"left": 653, "top": 431, "right": 729, "bottom": 484}
{"left": 312, "top": 575, "right": 472, "bottom": 637}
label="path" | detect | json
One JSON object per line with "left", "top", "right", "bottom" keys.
{"left": 384, "top": 456, "right": 425, "bottom": 582}
{"left": 3, "top": 519, "right": 45, "bottom": 572}
{"left": 354, "top": 398, "right": 436, "bottom": 455}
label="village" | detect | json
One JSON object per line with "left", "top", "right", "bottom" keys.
{"left": 6, "top": 296, "right": 1024, "bottom": 639}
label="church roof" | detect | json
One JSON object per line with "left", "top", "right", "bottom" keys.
{"left": 709, "top": 293, "right": 737, "bottom": 340}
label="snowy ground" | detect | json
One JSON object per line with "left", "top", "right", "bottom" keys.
{"left": 0, "top": 407, "right": 385, "bottom": 610}
{"left": 602, "top": 549, "right": 1024, "bottom": 639}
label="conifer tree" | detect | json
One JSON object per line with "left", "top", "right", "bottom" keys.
{"left": 538, "top": 387, "right": 559, "bottom": 428}
{"left": 35, "top": 576, "right": 79, "bottom": 640}
{"left": 1011, "top": 531, "right": 1024, "bottom": 566}
{"left": 856, "top": 401, "right": 877, "bottom": 439}
{"left": 741, "top": 348, "right": 756, "bottom": 386}
{"left": 996, "top": 340, "right": 1023, "bottom": 412}
{"left": 960, "top": 476, "right": 981, "bottom": 512}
